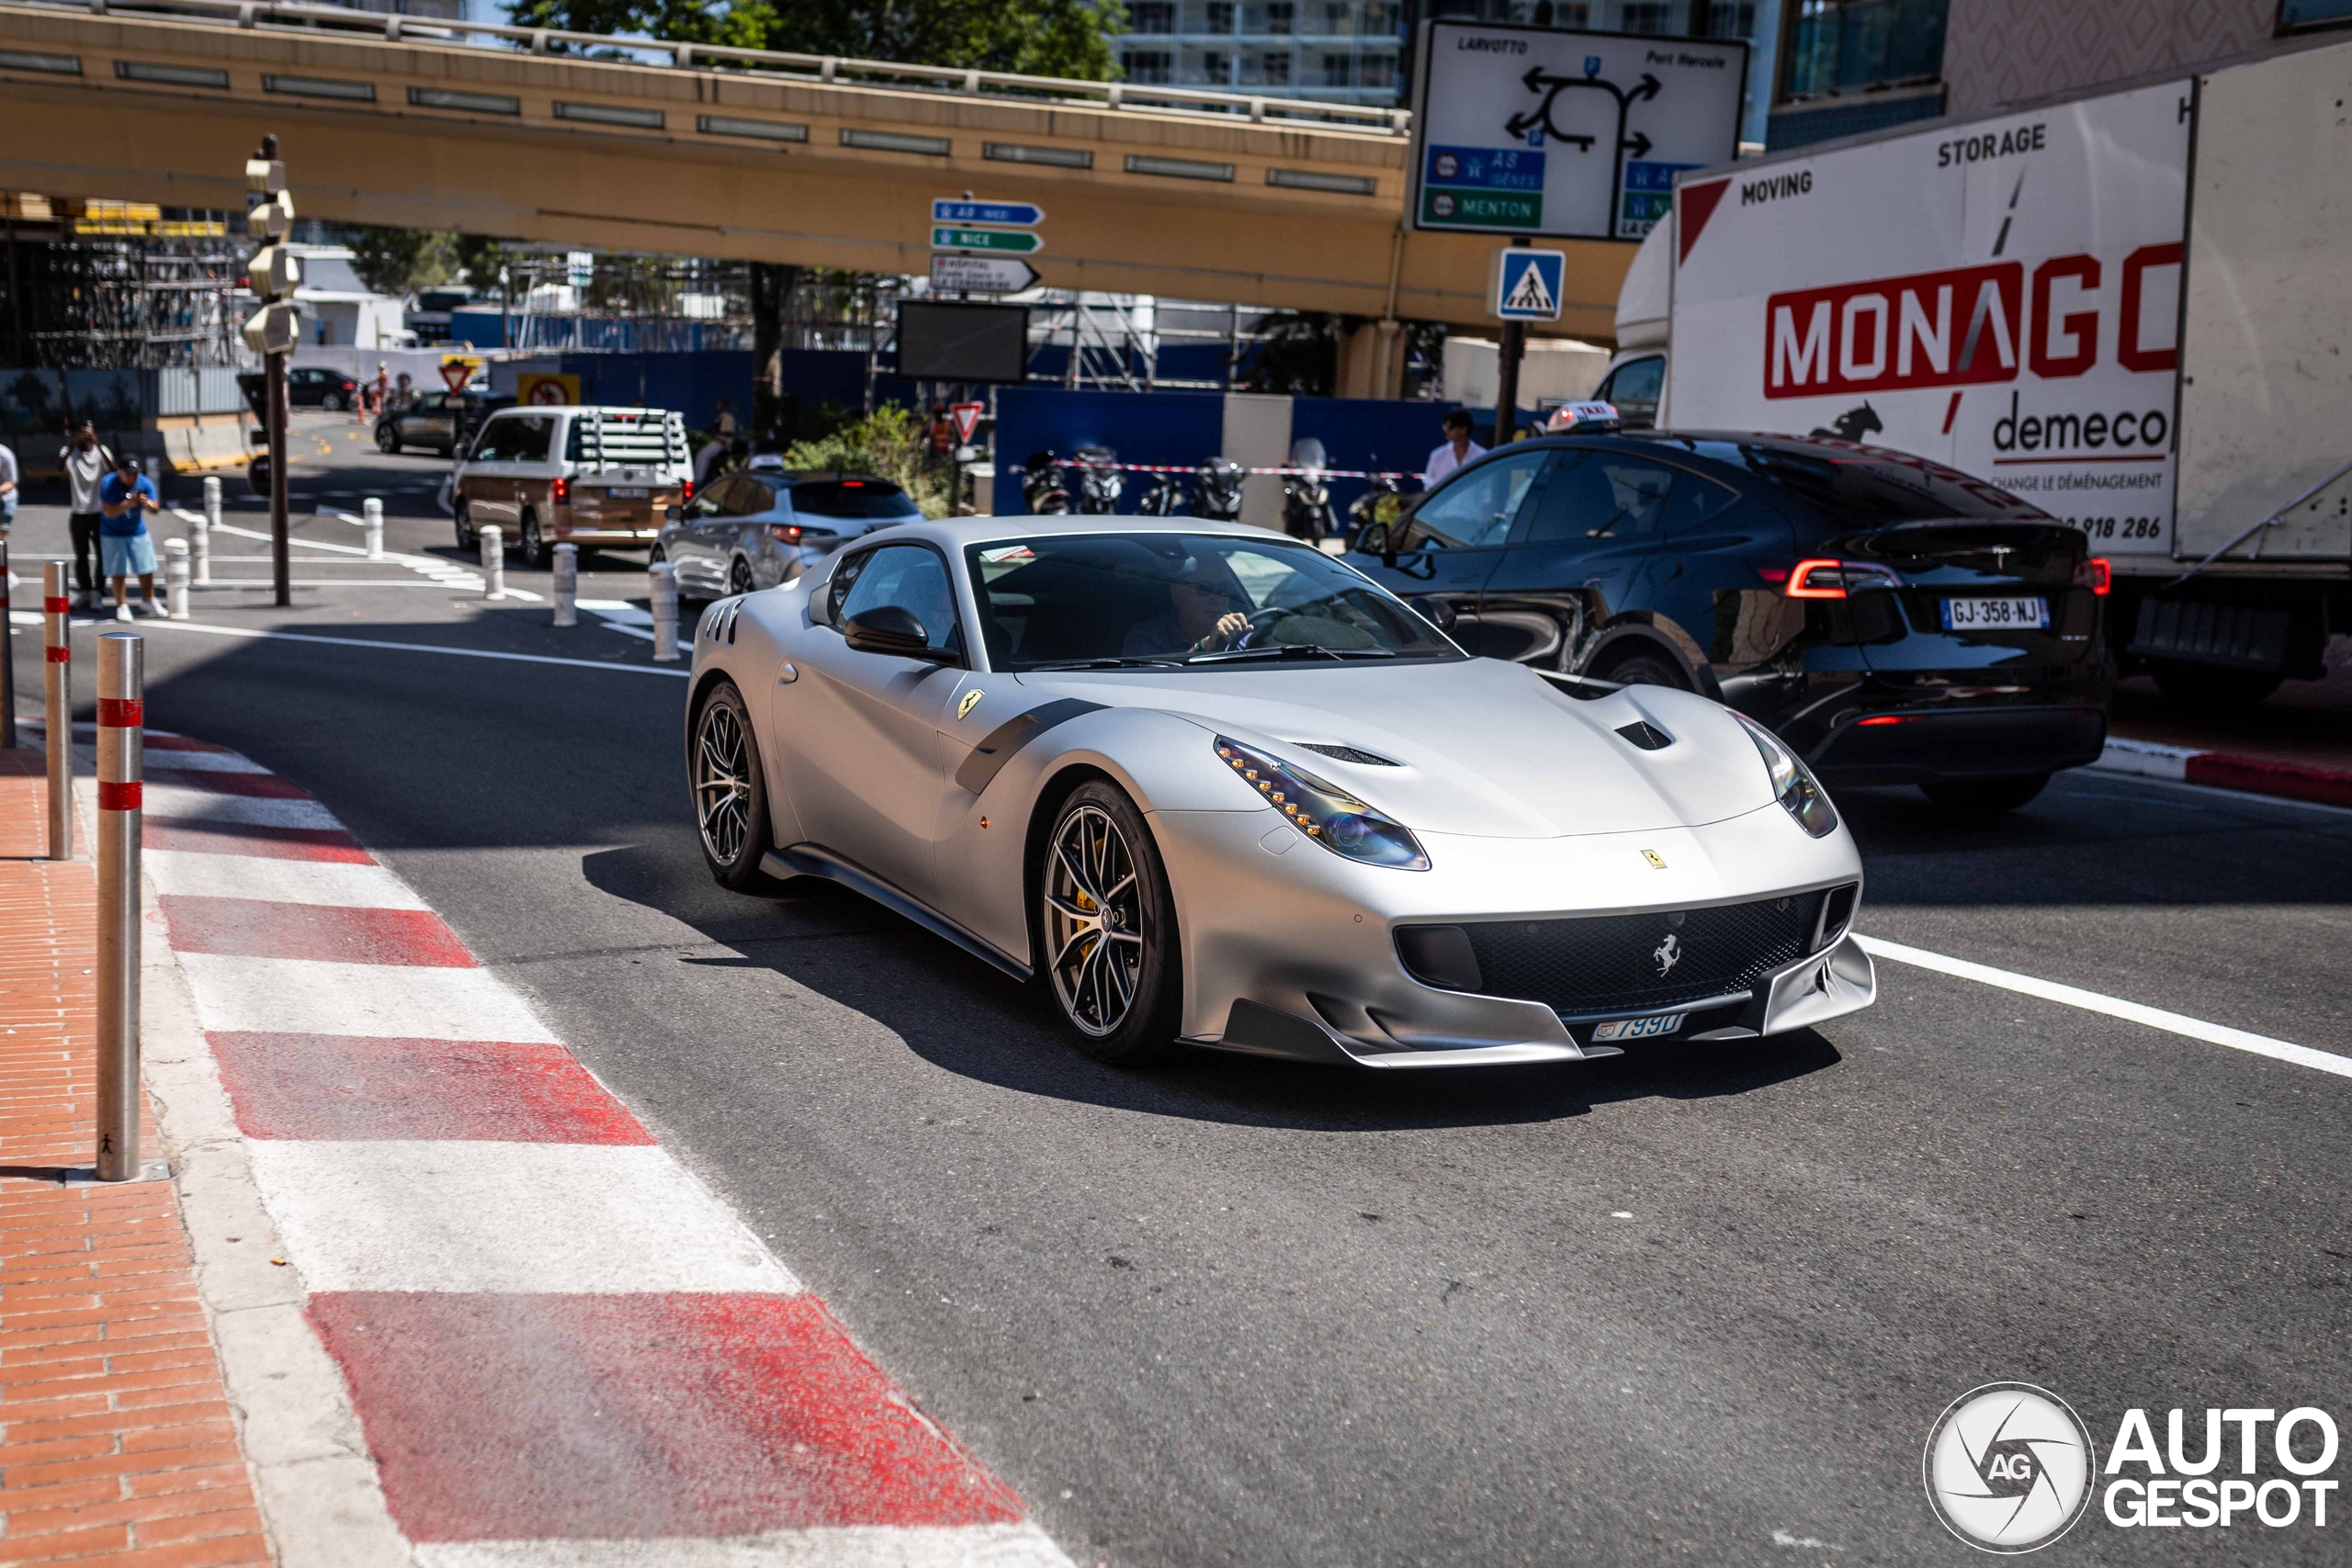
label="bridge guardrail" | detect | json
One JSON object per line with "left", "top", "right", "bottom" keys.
{"left": 15, "top": 0, "right": 1412, "bottom": 136}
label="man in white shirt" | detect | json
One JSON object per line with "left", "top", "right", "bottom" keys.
{"left": 60, "top": 423, "right": 114, "bottom": 610}
{"left": 1423, "top": 410, "right": 1485, "bottom": 486}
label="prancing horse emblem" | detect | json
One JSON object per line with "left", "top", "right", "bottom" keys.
{"left": 957, "top": 689, "right": 986, "bottom": 720}
{"left": 1653, "top": 932, "right": 1681, "bottom": 976}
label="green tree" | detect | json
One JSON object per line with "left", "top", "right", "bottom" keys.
{"left": 506, "top": 0, "right": 1125, "bottom": 81}
{"left": 784, "top": 403, "right": 951, "bottom": 516}
{"left": 347, "top": 226, "right": 456, "bottom": 297}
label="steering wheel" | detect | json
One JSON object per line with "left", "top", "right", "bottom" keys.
{"left": 1226, "top": 606, "right": 1289, "bottom": 650}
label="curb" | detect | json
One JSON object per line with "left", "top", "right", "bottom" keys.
{"left": 2090, "top": 737, "right": 2352, "bottom": 809}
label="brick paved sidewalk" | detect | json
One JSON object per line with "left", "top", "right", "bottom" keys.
{"left": 0, "top": 746, "right": 271, "bottom": 1568}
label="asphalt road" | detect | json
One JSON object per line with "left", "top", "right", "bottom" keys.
{"left": 7, "top": 428, "right": 2347, "bottom": 1564}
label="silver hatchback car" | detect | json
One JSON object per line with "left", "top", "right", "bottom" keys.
{"left": 656, "top": 470, "right": 923, "bottom": 599}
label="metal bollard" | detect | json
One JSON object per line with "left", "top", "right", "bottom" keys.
{"left": 480, "top": 525, "right": 504, "bottom": 600}
{"left": 363, "top": 496, "right": 384, "bottom": 560}
{"left": 94, "top": 632, "right": 142, "bottom": 1182}
{"left": 41, "top": 561, "right": 70, "bottom": 861}
{"left": 649, "top": 560, "right": 679, "bottom": 662}
{"left": 198, "top": 476, "right": 219, "bottom": 584}
{"left": 164, "top": 537, "right": 191, "bottom": 620}
{"left": 551, "top": 543, "right": 578, "bottom": 626}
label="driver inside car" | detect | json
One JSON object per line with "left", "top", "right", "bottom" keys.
{"left": 1122, "top": 554, "right": 1253, "bottom": 657}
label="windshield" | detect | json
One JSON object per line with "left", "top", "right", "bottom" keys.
{"left": 967, "top": 532, "right": 1459, "bottom": 671}
{"left": 791, "top": 479, "right": 922, "bottom": 522}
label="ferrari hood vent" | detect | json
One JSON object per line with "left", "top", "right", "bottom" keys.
{"left": 1295, "top": 742, "right": 1401, "bottom": 766}
{"left": 1615, "top": 720, "right": 1674, "bottom": 751}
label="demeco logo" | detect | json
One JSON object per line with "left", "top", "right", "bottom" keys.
{"left": 1924, "top": 1383, "right": 2097, "bottom": 1553}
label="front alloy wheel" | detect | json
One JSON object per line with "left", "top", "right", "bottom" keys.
{"left": 1038, "top": 784, "right": 1180, "bottom": 1063}
{"left": 729, "top": 557, "right": 756, "bottom": 597}
{"left": 519, "top": 512, "right": 546, "bottom": 570}
{"left": 691, "top": 682, "right": 776, "bottom": 892}
{"left": 453, "top": 501, "right": 476, "bottom": 552}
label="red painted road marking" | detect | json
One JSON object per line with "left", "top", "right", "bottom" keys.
{"left": 160, "top": 894, "right": 478, "bottom": 966}
{"left": 144, "top": 820, "right": 375, "bottom": 862}
{"left": 210, "top": 1032, "right": 656, "bottom": 1144}
{"left": 309, "top": 1292, "right": 1029, "bottom": 1542}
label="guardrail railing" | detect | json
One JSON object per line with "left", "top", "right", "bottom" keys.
{"left": 14, "top": 0, "right": 1414, "bottom": 134}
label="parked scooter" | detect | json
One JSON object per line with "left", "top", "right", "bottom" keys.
{"left": 1022, "top": 449, "right": 1072, "bottom": 514}
{"left": 1074, "top": 445, "right": 1124, "bottom": 513}
{"left": 1346, "top": 470, "right": 1407, "bottom": 550}
{"left": 1134, "top": 468, "right": 1185, "bottom": 515}
{"left": 1281, "top": 437, "right": 1337, "bottom": 543}
{"left": 1193, "top": 457, "right": 1246, "bottom": 521}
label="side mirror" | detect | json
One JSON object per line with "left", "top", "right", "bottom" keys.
{"left": 1407, "top": 594, "right": 1457, "bottom": 633}
{"left": 1356, "top": 523, "right": 1388, "bottom": 556}
{"left": 843, "top": 604, "right": 956, "bottom": 662}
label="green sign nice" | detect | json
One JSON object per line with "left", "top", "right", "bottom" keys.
{"left": 933, "top": 226, "right": 1045, "bottom": 254}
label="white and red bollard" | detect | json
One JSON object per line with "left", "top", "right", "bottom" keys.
{"left": 94, "top": 630, "right": 143, "bottom": 1181}
{"left": 42, "top": 560, "right": 70, "bottom": 861}
{"left": 649, "top": 560, "right": 679, "bottom": 662}
{"left": 164, "top": 537, "right": 191, "bottom": 621}
{"left": 481, "top": 525, "right": 505, "bottom": 601}
{"left": 363, "top": 496, "right": 384, "bottom": 560}
{"left": 551, "top": 543, "right": 578, "bottom": 627}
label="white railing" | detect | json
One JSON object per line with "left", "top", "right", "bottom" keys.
{"left": 17, "top": 0, "right": 1413, "bottom": 133}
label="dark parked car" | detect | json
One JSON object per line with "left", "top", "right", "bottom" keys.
{"left": 1346, "top": 432, "right": 2112, "bottom": 814}
{"left": 376, "top": 390, "right": 515, "bottom": 456}
{"left": 286, "top": 366, "right": 360, "bottom": 411}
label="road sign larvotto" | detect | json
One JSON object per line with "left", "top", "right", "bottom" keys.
{"left": 933, "top": 226, "right": 1045, "bottom": 254}
{"left": 1409, "top": 20, "right": 1747, "bottom": 242}
{"left": 931, "top": 254, "right": 1042, "bottom": 294}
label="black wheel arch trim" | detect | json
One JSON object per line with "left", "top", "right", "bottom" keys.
{"left": 955, "top": 698, "right": 1109, "bottom": 796}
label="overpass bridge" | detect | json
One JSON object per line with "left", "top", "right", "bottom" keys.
{"left": 0, "top": 0, "right": 1634, "bottom": 342}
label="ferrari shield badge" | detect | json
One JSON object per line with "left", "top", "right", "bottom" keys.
{"left": 958, "top": 689, "right": 986, "bottom": 720}
{"left": 1641, "top": 849, "right": 1667, "bottom": 870}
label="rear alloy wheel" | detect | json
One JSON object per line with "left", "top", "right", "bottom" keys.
{"left": 1920, "top": 773, "right": 2050, "bottom": 816}
{"left": 1038, "top": 783, "right": 1181, "bottom": 1065}
{"left": 691, "top": 682, "right": 779, "bottom": 894}
{"left": 322, "top": 393, "right": 343, "bottom": 413}
{"left": 2152, "top": 661, "right": 2282, "bottom": 713}
{"left": 453, "top": 501, "right": 476, "bottom": 552}
{"left": 519, "top": 512, "right": 547, "bottom": 570}
{"left": 377, "top": 423, "right": 401, "bottom": 455}
{"left": 729, "top": 557, "right": 756, "bottom": 597}
{"left": 1600, "top": 650, "right": 1690, "bottom": 691}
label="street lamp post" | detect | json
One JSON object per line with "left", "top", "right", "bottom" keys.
{"left": 240, "top": 136, "right": 300, "bottom": 608}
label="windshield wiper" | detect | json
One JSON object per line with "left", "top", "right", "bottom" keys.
{"left": 1025, "top": 656, "right": 1189, "bottom": 671}
{"left": 1188, "top": 644, "right": 1398, "bottom": 664}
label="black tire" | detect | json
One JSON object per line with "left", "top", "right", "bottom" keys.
{"left": 2151, "top": 661, "right": 2282, "bottom": 712}
{"left": 1036, "top": 782, "right": 1182, "bottom": 1066}
{"left": 453, "top": 500, "right": 476, "bottom": 553}
{"left": 322, "top": 393, "right": 343, "bottom": 413}
{"left": 376, "top": 423, "right": 401, "bottom": 455}
{"left": 690, "top": 682, "right": 781, "bottom": 894}
{"left": 518, "top": 511, "right": 547, "bottom": 570}
{"left": 729, "top": 557, "right": 756, "bottom": 597}
{"left": 1598, "top": 649, "right": 1690, "bottom": 691}
{"left": 1919, "top": 773, "right": 2050, "bottom": 815}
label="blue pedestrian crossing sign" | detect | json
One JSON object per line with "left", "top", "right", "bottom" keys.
{"left": 1494, "top": 247, "right": 1566, "bottom": 321}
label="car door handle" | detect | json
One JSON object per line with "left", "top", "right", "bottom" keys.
{"left": 776, "top": 663, "right": 797, "bottom": 684}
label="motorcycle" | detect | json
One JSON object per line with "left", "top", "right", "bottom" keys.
{"left": 1193, "top": 456, "right": 1246, "bottom": 522}
{"left": 1022, "top": 449, "right": 1072, "bottom": 514}
{"left": 1133, "top": 468, "right": 1185, "bottom": 515}
{"left": 1281, "top": 436, "right": 1338, "bottom": 543}
{"left": 1074, "top": 445, "right": 1124, "bottom": 514}
{"left": 1346, "top": 470, "right": 1407, "bottom": 550}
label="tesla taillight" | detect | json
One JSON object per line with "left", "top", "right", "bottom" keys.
{"left": 1787, "top": 558, "right": 1901, "bottom": 599}
{"left": 2075, "top": 556, "right": 2111, "bottom": 596}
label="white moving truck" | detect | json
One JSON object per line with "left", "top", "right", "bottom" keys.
{"left": 1594, "top": 34, "right": 2352, "bottom": 709}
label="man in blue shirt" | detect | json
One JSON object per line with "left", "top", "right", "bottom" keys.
{"left": 98, "top": 455, "right": 161, "bottom": 620}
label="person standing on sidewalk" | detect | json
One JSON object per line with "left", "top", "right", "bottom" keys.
{"left": 1422, "top": 409, "right": 1485, "bottom": 486}
{"left": 97, "top": 452, "right": 161, "bottom": 620}
{"left": 0, "top": 438, "right": 17, "bottom": 534}
{"left": 61, "top": 421, "right": 113, "bottom": 610}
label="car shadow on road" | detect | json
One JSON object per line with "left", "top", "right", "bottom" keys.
{"left": 579, "top": 836, "right": 1843, "bottom": 1134}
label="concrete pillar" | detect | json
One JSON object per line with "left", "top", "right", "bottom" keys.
{"left": 1335, "top": 320, "right": 1407, "bottom": 400}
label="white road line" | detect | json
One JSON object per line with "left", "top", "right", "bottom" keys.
{"left": 124, "top": 616, "right": 690, "bottom": 678}
{"left": 1855, "top": 935, "right": 2352, "bottom": 1081}
{"left": 205, "top": 519, "right": 543, "bottom": 600}
{"left": 249, "top": 1141, "right": 800, "bottom": 1294}
{"left": 413, "top": 1524, "right": 1075, "bottom": 1567}
{"left": 136, "top": 749, "right": 270, "bottom": 774}
{"left": 146, "top": 848, "right": 430, "bottom": 909}
{"left": 175, "top": 953, "right": 560, "bottom": 1041}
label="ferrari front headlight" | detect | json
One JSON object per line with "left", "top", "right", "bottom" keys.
{"left": 1732, "top": 711, "right": 1838, "bottom": 838}
{"left": 1214, "top": 737, "right": 1429, "bottom": 870}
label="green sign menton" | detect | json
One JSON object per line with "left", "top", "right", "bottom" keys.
{"left": 1419, "top": 189, "right": 1542, "bottom": 230}
{"left": 932, "top": 226, "right": 1046, "bottom": 254}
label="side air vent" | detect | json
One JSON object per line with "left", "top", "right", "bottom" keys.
{"left": 1816, "top": 882, "right": 1860, "bottom": 949}
{"left": 1615, "top": 720, "right": 1673, "bottom": 750}
{"left": 1296, "top": 743, "right": 1400, "bottom": 766}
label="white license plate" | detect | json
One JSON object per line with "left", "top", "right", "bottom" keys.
{"left": 1591, "top": 1013, "right": 1684, "bottom": 1043}
{"left": 1940, "top": 595, "right": 2048, "bottom": 631}
{"left": 605, "top": 487, "right": 650, "bottom": 500}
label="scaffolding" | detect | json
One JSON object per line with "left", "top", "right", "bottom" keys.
{"left": 1, "top": 216, "right": 248, "bottom": 369}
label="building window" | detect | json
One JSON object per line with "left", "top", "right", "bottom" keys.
{"left": 1262, "top": 50, "right": 1292, "bottom": 83}
{"left": 1202, "top": 49, "right": 1232, "bottom": 80}
{"left": 1266, "top": 0, "right": 1294, "bottom": 31}
{"left": 1699, "top": 0, "right": 1755, "bottom": 35}
{"left": 1619, "top": 1, "right": 1673, "bottom": 31}
{"left": 1131, "top": 1, "right": 1174, "bottom": 28}
{"left": 1362, "top": 1, "right": 1395, "bottom": 29}
{"left": 1363, "top": 51, "right": 1396, "bottom": 85}
{"left": 1782, "top": 0, "right": 1948, "bottom": 97}
{"left": 1206, "top": 0, "right": 1235, "bottom": 28}
{"left": 1122, "top": 49, "right": 1173, "bottom": 82}
{"left": 1326, "top": 1, "right": 1355, "bottom": 33}
{"left": 1322, "top": 51, "right": 1352, "bottom": 85}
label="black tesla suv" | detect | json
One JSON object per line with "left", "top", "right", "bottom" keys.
{"left": 1345, "top": 432, "right": 2112, "bottom": 814}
